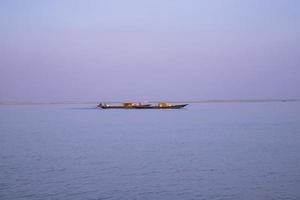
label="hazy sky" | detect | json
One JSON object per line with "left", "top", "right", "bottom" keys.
{"left": 1, "top": 0, "right": 299, "bottom": 102}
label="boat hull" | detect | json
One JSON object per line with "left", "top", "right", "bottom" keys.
{"left": 98, "top": 104, "right": 188, "bottom": 109}
{"left": 158, "top": 104, "right": 188, "bottom": 109}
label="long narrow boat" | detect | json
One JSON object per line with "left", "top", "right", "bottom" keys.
{"left": 97, "top": 102, "right": 188, "bottom": 109}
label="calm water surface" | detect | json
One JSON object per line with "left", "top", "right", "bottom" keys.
{"left": 0, "top": 103, "right": 300, "bottom": 200}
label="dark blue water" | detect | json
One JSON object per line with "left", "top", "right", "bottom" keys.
{"left": 1, "top": 103, "right": 300, "bottom": 200}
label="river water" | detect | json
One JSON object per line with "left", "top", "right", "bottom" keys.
{"left": 1, "top": 103, "right": 300, "bottom": 200}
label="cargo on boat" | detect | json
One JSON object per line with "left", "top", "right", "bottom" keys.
{"left": 97, "top": 102, "right": 188, "bottom": 109}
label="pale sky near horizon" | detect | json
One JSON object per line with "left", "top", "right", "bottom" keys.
{"left": 0, "top": 0, "right": 299, "bottom": 102}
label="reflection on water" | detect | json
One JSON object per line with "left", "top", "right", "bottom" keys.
{"left": 0, "top": 103, "right": 300, "bottom": 200}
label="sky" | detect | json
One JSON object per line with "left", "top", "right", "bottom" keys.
{"left": 0, "top": 0, "right": 299, "bottom": 102}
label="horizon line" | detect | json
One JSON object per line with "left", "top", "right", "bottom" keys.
{"left": 0, "top": 98, "right": 299, "bottom": 105}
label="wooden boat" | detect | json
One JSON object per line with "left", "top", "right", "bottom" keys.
{"left": 97, "top": 102, "right": 188, "bottom": 109}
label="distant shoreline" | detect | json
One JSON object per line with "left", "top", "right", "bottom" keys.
{"left": 0, "top": 99, "right": 299, "bottom": 105}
